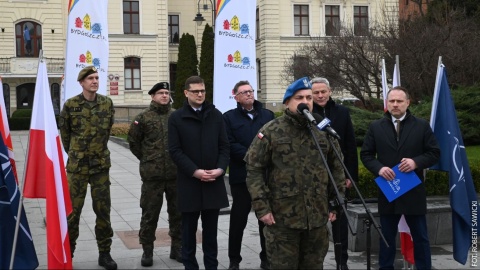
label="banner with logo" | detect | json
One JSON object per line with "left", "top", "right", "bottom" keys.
{"left": 63, "top": 0, "right": 109, "bottom": 105}
{"left": 213, "top": 0, "right": 256, "bottom": 113}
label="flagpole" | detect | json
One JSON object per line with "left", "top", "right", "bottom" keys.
{"left": 395, "top": 55, "right": 401, "bottom": 86}
{"left": 430, "top": 56, "right": 443, "bottom": 128}
{"left": 9, "top": 50, "right": 44, "bottom": 270}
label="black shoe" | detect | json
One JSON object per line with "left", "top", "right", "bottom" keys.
{"left": 141, "top": 251, "right": 153, "bottom": 267}
{"left": 228, "top": 262, "right": 240, "bottom": 270}
{"left": 98, "top": 252, "right": 117, "bottom": 270}
{"left": 337, "top": 264, "right": 349, "bottom": 270}
{"left": 260, "top": 260, "right": 270, "bottom": 270}
{"left": 169, "top": 246, "right": 182, "bottom": 263}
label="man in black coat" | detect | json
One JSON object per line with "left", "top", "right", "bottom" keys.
{"left": 223, "top": 80, "right": 274, "bottom": 270}
{"left": 361, "top": 86, "right": 440, "bottom": 270}
{"left": 168, "top": 76, "right": 230, "bottom": 270}
{"left": 311, "top": 77, "right": 358, "bottom": 270}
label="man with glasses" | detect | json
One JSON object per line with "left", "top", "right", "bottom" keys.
{"left": 127, "top": 82, "right": 182, "bottom": 267}
{"left": 223, "top": 81, "right": 274, "bottom": 270}
{"left": 168, "top": 76, "right": 230, "bottom": 269}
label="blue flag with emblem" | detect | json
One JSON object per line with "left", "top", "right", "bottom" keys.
{"left": 430, "top": 65, "right": 478, "bottom": 265}
{"left": 0, "top": 134, "right": 39, "bottom": 269}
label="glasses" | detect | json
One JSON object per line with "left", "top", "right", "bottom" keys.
{"left": 187, "top": 89, "right": 206, "bottom": 95}
{"left": 236, "top": 90, "right": 254, "bottom": 96}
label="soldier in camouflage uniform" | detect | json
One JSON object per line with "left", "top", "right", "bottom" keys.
{"left": 244, "top": 77, "right": 346, "bottom": 269}
{"left": 127, "top": 82, "right": 182, "bottom": 267}
{"left": 59, "top": 66, "right": 117, "bottom": 270}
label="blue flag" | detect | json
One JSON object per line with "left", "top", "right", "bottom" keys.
{"left": 0, "top": 135, "right": 39, "bottom": 269}
{"left": 430, "top": 66, "right": 478, "bottom": 265}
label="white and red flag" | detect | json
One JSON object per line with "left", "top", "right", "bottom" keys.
{"left": 23, "top": 59, "right": 73, "bottom": 269}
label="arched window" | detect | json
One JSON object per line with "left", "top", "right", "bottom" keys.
{"left": 16, "top": 21, "right": 42, "bottom": 57}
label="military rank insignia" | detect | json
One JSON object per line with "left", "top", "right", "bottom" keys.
{"left": 72, "top": 107, "right": 82, "bottom": 112}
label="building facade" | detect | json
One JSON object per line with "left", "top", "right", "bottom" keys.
{"left": 0, "top": 0, "right": 398, "bottom": 117}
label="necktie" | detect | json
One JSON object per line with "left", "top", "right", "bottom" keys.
{"left": 395, "top": 119, "right": 400, "bottom": 140}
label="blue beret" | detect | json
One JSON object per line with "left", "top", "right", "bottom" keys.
{"left": 283, "top": 77, "right": 312, "bottom": 104}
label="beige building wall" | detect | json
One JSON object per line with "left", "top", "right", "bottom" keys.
{"left": 256, "top": 0, "right": 398, "bottom": 111}
{"left": 0, "top": 0, "right": 398, "bottom": 115}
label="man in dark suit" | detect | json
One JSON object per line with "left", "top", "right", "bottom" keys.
{"left": 223, "top": 80, "right": 274, "bottom": 270}
{"left": 311, "top": 77, "right": 358, "bottom": 270}
{"left": 360, "top": 86, "right": 440, "bottom": 270}
{"left": 168, "top": 76, "right": 230, "bottom": 269}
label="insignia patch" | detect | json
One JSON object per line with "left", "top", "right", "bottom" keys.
{"left": 257, "top": 132, "right": 264, "bottom": 140}
{"left": 72, "top": 107, "right": 82, "bottom": 112}
{"left": 134, "top": 120, "right": 139, "bottom": 125}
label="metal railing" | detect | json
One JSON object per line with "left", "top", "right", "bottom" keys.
{"left": 0, "top": 57, "right": 65, "bottom": 74}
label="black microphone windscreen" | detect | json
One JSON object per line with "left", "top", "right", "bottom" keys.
{"left": 312, "top": 113, "right": 323, "bottom": 123}
{"left": 296, "top": 103, "right": 309, "bottom": 113}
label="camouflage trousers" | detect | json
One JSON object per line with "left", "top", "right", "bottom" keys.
{"left": 67, "top": 171, "right": 113, "bottom": 253}
{"left": 264, "top": 224, "right": 329, "bottom": 269}
{"left": 139, "top": 180, "right": 181, "bottom": 248}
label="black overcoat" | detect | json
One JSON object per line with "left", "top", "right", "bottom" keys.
{"left": 360, "top": 110, "right": 440, "bottom": 215}
{"left": 168, "top": 101, "right": 230, "bottom": 212}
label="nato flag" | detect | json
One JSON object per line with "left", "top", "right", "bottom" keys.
{"left": 430, "top": 67, "right": 478, "bottom": 265}
{"left": 0, "top": 134, "right": 39, "bottom": 269}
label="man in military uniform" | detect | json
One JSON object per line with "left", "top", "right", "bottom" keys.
{"left": 244, "top": 77, "right": 346, "bottom": 269}
{"left": 59, "top": 66, "right": 117, "bottom": 270}
{"left": 127, "top": 82, "right": 182, "bottom": 267}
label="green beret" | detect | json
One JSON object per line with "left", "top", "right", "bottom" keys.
{"left": 283, "top": 77, "right": 312, "bottom": 104}
{"left": 148, "top": 82, "right": 170, "bottom": 95}
{"left": 77, "top": 66, "right": 98, "bottom": 81}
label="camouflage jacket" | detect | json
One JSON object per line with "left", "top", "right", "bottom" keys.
{"left": 244, "top": 109, "right": 346, "bottom": 230}
{"left": 128, "top": 101, "right": 177, "bottom": 181}
{"left": 59, "top": 93, "right": 114, "bottom": 174}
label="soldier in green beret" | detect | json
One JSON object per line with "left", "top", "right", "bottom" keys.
{"left": 59, "top": 65, "right": 117, "bottom": 270}
{"left": 244, "top": 77, "right": 346, "bottom": 269}
{"left": 127, "top": 82, "right": 182, "bottom": 267}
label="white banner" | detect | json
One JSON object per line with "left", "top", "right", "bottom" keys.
{"left": 213, "top": 0, "right": 257, "bottom": 113}
{"left": 63, "top": 0, "right": 109, "bottom": 105}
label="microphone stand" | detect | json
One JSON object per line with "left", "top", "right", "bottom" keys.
{"left": 324, "top": 134, "right": 389, "bottom": 270}
{"left": 305, "top": 121, "right": 354, "bottom": 237}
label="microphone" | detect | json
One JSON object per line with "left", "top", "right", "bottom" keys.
{"left": 312, "top": 113, "right": 341, "bottom": 140}
{"left": 296, "top": 103, "right": 317, "bottom": 124}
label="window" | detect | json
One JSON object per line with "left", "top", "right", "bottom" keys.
{"left": 169, "top": 63, "right": 177, "bottom": 93}
{"left": 256, "top": 8, "right": 260, "bottom": 40}
{"left": 2, "top": 83, "right": 10, "bottom": 116}
{"left": 256, "top": 58, "right": 261, "bottom": 90}
{"left": 124, "top": 57, "right": 141, "bottom": 90}
{"left": 51, "top": 83, "right": 60, "bottom": 115}
{"left": 325, "top": 5, "right": 340, "bottom": 36}
{"left": 16, "top": 21, "right": 42, "bottom": 57}
{"left": 123, "top": 0, "right": 139, "bottom": 34}
{"left": 354, "top": 6, "right": 369, "bottom": 36}
{"left": 293, "top": 54, "right": 309, "bottom": 80}
{"left": 294, "top": 5, "right": 309, "bottom": 36}
{"left": 168, "top": 15, "right": 179, "bottom": 43}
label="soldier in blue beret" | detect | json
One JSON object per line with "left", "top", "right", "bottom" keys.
{"left": 245, "top": 76, "right": 346, "bottom": 269}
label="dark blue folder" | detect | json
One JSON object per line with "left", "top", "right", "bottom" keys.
{"left": 374, "top": 164, "right": 422, "bottom": 202}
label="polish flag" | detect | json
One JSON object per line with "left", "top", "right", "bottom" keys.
{"left": 398, "top": 215, "right": 415, "bottom": 265}
{"left": 23, "top": 60, "right": 73, "bottom": 269}
{"left": 0, "top": 77, "right": 18, "bottom": 180}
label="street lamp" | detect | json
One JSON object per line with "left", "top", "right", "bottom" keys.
{"left": 193, "top": 0, "right": 215, "bottom": 28}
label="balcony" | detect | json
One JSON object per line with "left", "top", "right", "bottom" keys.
{"left": 0, "top": 57, "right": 65, "bottom": 76}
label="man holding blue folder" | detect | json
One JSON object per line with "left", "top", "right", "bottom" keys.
{"left": 360, "top": 86, "right": 440, "bottom": 270}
